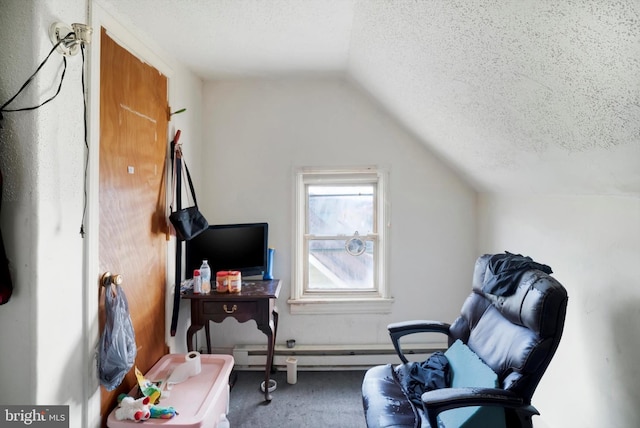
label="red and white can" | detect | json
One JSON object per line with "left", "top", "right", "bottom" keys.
{"left": 216, "top": 271, "right": 229, "bottom": 293}
{"left": 228, "top": 271, "right": 242, "bottom": 293}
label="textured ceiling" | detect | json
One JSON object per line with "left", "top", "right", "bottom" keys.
{"left": 98, "top": 0, "right": 640, "bottom": 195}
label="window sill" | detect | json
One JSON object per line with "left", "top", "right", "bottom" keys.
{"left": 287, "top": 297, "right": 394, "bottom": 315}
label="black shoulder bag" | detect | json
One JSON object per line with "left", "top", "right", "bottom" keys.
{"left": 169, "top": 147, "right": 209, "bottom": 241}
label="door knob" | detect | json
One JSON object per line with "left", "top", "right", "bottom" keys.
{"left": 101, "top": 272, "right": 123, "bottom": 288}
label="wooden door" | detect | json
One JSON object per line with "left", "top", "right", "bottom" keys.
{"left": 99, "top": 28, "right": 169, "bottom": 426}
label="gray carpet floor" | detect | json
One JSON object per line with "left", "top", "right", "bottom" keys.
{"left": 227, "top": 370, "right": 368, "bottom": 428}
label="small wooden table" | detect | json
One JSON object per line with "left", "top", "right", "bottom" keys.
{"left": 182, "top": 279, "right": 281, "bottom": 402}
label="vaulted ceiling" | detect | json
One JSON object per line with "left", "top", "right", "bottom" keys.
{"left": 99, "top": 0, "right": 640, "bottom": 195}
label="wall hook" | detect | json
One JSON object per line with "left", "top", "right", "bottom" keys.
{"left": 49, "top": 22, "right": 93, "bottom": 56}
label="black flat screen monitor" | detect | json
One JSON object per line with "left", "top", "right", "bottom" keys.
{"left": 186, "top": 222, "right": 268, "bottom": 277}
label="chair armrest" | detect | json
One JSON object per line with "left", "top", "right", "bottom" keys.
{"left": 421, "top": 387, "right": 539, "bottom": 428}
{"left": 388, "top": 320, "right": 451, "bottom": 363}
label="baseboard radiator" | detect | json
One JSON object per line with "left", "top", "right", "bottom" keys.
{"left": 232, "top": 342, "right": 447, "bottom": 370}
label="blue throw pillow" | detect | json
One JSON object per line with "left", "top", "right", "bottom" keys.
{"left": 440, "top": 340, "right": 506, "bottom": 428}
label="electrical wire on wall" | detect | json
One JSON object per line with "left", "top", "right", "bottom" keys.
{"left": 0, "top": 23, "right": 92, "bottom": 237}
{"left": 0, "top": 34, "right": 73, "bottom": 119}
{"left": 79, "top": 43, "right": 89, "bottom": 237}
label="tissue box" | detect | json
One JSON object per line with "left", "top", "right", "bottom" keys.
{"left": 107, "top": 354, "right": 234, "bottom": 427}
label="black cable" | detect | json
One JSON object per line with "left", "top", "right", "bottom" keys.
{"left": 0, "top": 34, "right": 74, "bottom": 117}
{"left": 0, "top": 32, "right": 90, "bottom": 238}
{"left": 79, "top": 44, "right": 88, "bottom": 237}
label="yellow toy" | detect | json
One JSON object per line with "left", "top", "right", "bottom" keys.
{"left": 135, "top": 366, "right": 162, "bottom": 404}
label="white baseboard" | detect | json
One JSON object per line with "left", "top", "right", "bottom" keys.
{"left": 232, "top": 342, "right": 447, "bottom": 370}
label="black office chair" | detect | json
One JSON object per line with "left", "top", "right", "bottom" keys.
{"left": 362, "top": 253, "right": 568, "bottom": 428}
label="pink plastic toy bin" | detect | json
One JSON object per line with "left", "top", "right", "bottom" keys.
{"left": 107, "top": 354, "right": 234, "bottom": 427}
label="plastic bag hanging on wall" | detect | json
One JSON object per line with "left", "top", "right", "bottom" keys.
{"left": 98, "top": 284, "right": 137, "bottom": 391}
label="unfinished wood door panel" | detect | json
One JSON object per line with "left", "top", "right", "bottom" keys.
{"left": 99, "top": 28, "right": 168, "bottom": 426}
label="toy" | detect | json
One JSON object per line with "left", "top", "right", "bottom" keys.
{"left": 115, "top": 394, "right": 151, "bottom": 422}
{"left": 150, "top": 405, "right": 178, "bottom": 419}
{"left": 135, "top": 366, "right": 162, "bottom": 404}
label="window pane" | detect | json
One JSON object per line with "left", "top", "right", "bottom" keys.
{"left": 307, "top": 185, "right": 374, "bottom": 236}
{"left": 307, "top": 238, "right": 374, "bottom": 290}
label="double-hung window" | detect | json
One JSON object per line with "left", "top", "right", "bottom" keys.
{"left": 290, "top": 167, "right": 392, "bottom": 314}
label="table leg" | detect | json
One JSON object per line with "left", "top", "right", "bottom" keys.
{"left": 271, "top": 306, "right": 279, "bottom": 373}
{"left": 204, "top": 321, "right": 212, "bottom": 354}
{"left": 263, "top": 322, "right": 275, "bottom": 402}
{"left": 186, "top": 324, "right": 202, "bottom": 352}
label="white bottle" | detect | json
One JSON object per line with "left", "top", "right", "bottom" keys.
{"left": 218, "top": 413, "right": 230, "bottom": 428}
{"left": 200, "top": 260, "right": 211, "bottom": 294}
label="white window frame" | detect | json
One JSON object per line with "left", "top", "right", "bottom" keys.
{"left": 289, "top": 166, "right": 393, "bottom": 314}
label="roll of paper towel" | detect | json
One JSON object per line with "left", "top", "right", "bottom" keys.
{"left": 167, "top": 352, "right": 202, "bottom": 385}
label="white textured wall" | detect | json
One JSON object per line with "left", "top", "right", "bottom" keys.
{"left": 200, "top": 77, "right": 477, "bottom": 349}
{"left": 0, "top": 0, "right": 40, "bottom": 407}
{"left": 479, "top": 194, "right": 640, "bottom": 428}
{"left": 0, "top": 1, "right": 87, "bottom": 421}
